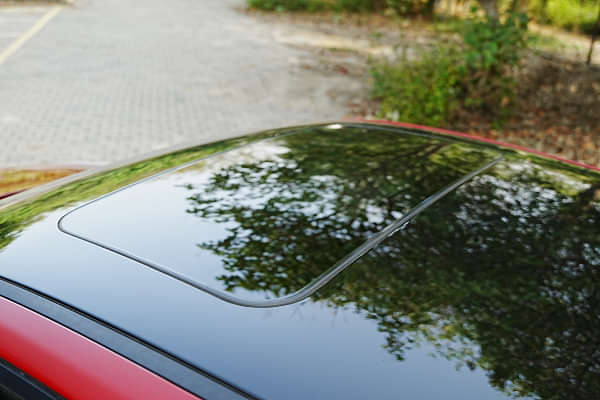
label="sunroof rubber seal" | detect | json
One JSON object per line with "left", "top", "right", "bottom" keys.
{"left": 58, "top": 148, "right": 502, "bottom": 308}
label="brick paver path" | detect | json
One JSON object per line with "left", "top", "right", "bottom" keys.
{"left": 0, "top": 0, "right": 350, "bottom": 166}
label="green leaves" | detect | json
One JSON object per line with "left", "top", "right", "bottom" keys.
{"left": 372, "top": 11, "right": 529, "bottom": 127}
{"left": 247, "top": 0, "right": 327, "bottom": 12}
{"left": 532, "top": 0, "right": 600, "bottom": 34}
{"left": 247, "top": 0, "right": 443, "bottom": 14}
{"left": 371, "top": 46, "right": 463, "bottom": 125}
{"left": 462, "top": 11, "right": 528, "bottom": 69}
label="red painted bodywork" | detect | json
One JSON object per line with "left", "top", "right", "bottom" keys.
{"left": 0, "top": 296, "right": 200, "bottom": 400}
{"left": 354, "top": 119, "right": 600, "bottom": 172}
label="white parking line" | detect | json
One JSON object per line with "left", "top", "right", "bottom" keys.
{"left": 0, "top": 6, "right": 62, "bottom": 66}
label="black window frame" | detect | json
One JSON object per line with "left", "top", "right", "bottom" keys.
{"left": 0, "top": 358, "right": 64, "bottom": 400}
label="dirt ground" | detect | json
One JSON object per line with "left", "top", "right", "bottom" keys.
{"left": 0, "top": 168, "right": 80, "bottom": 195}
{"left": 460, "top": 54, "right": 600, "bottom": 166}
{"left": 247, "top": 9, "right": 600, "bottom": 166}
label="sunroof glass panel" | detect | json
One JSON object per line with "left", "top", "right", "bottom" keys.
{"left": 60, "top": 126, "right": 499, "bottom": 303}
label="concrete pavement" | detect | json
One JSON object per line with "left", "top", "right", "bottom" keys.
{"left": 0, "top": 0, "right": 354, "bottom": 166}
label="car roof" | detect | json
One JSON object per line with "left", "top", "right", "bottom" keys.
{"left": 57, "top": 125, "right": 499, "bottom": 307}
{"left": 1, "top": 123, "right": 599, "bottom": 400}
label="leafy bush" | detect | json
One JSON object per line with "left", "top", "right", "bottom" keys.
{"left": 460, "top": 12, "right": 529, "bottom": 113}
{"left": 247, "top": 0, "right": 329, "bottom": 11}
{"left": 372, "top": 11, "right": 529, "bottom": 126}
{"left": 385, "top": 0, "right": 435, "bottom": 15}
{"left": 335, "top": 0, "right": 377, "bottom": 11}
{"left": 531, "top": 0, "right": 599, "bottom": 33}
{"left": 372, "top": 47, "right": 463, "bottom": 125}
{"left": 247, "top": 0, "right": 434, "bottom": 14}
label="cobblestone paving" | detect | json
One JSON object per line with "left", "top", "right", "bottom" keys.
{"left": 0, "top": 0, "right": 357, "bottom": 166}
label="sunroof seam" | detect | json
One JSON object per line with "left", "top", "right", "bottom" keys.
{"left": 57, "top": 151, "right": 502, "bottom": 308}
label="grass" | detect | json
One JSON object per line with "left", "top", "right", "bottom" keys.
{"left": 431, "top": 14, "right": 465, "bottom": 33}
{"left": 528, "top": 31, "right": 569, "bottom": 51}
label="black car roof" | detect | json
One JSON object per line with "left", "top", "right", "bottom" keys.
{"left": 57, "top": 125, "right": 499, "bottom": 307}
{"left": 1, "top": 123, "right": 599, "bottom": 400}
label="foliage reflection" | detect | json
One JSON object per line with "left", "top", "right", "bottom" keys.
{"left": 184, "top": 128, "right": 497, "bottom": 297}
{"left": 190, "top": 155, "right": 600, "bottom": 399}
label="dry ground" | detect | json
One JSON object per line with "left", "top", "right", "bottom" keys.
{"left": 247, "top": 8, "right": 600, "bottom": 166}
{"left": 0, "top": 168, "right": 79, "bottom": 195}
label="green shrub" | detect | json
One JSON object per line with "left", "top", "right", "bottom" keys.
{"left": 371, "top": 12, "right": 529, "bottom": 126}
{"left": 460, "top": 12, "right": 529, "bottom": 113}
{"left": 335, "top": 0, "right": 377, "bottom": 11}
{"left": 531, "top": 0, "right": 598, "bottom": 33}
{"left": 385, "top": 0, "right": 433, "bottom": 15}
{"left": 247, "top": 0, "right": 329, "bottom": 11}
{"left": 372, "top": 47, "right": 463, "bottom": 125}
{"left": 247, "top": 0, "right": 433, "bottom": 14}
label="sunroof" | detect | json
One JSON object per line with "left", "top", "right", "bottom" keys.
{"left": 59, "top": 126, "right": 500, "bottom": 306}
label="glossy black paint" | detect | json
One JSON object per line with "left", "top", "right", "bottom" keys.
{"left": 59, "top": 127, "right": 498, "bottom": 306}
{"left": 1, "top": 123, "right": 599, "bottom": 400}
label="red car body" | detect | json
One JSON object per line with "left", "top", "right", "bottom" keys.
{"left": 0, "top": 296, "right": 199, "bottom": 400}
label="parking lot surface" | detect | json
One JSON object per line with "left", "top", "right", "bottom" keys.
{"left": 0, "top": 0, "right": 352, "bottom": 166}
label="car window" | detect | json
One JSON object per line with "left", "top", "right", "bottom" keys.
{"left": 0, "top": 359, "right": 64, "bottom": 400}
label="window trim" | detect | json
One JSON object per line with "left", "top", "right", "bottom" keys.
{"left": 0, "top": 289, "right": 207, "bottom": 400}
{"left": 0, "top": 277, "right": 253, "bottom": 399}
{"left": 0, "top": 358, "right": 65, "bottom": 400}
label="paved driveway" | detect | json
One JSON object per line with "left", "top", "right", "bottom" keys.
{"left": 0, "top": 0, "right": 353, "bottom": 166}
